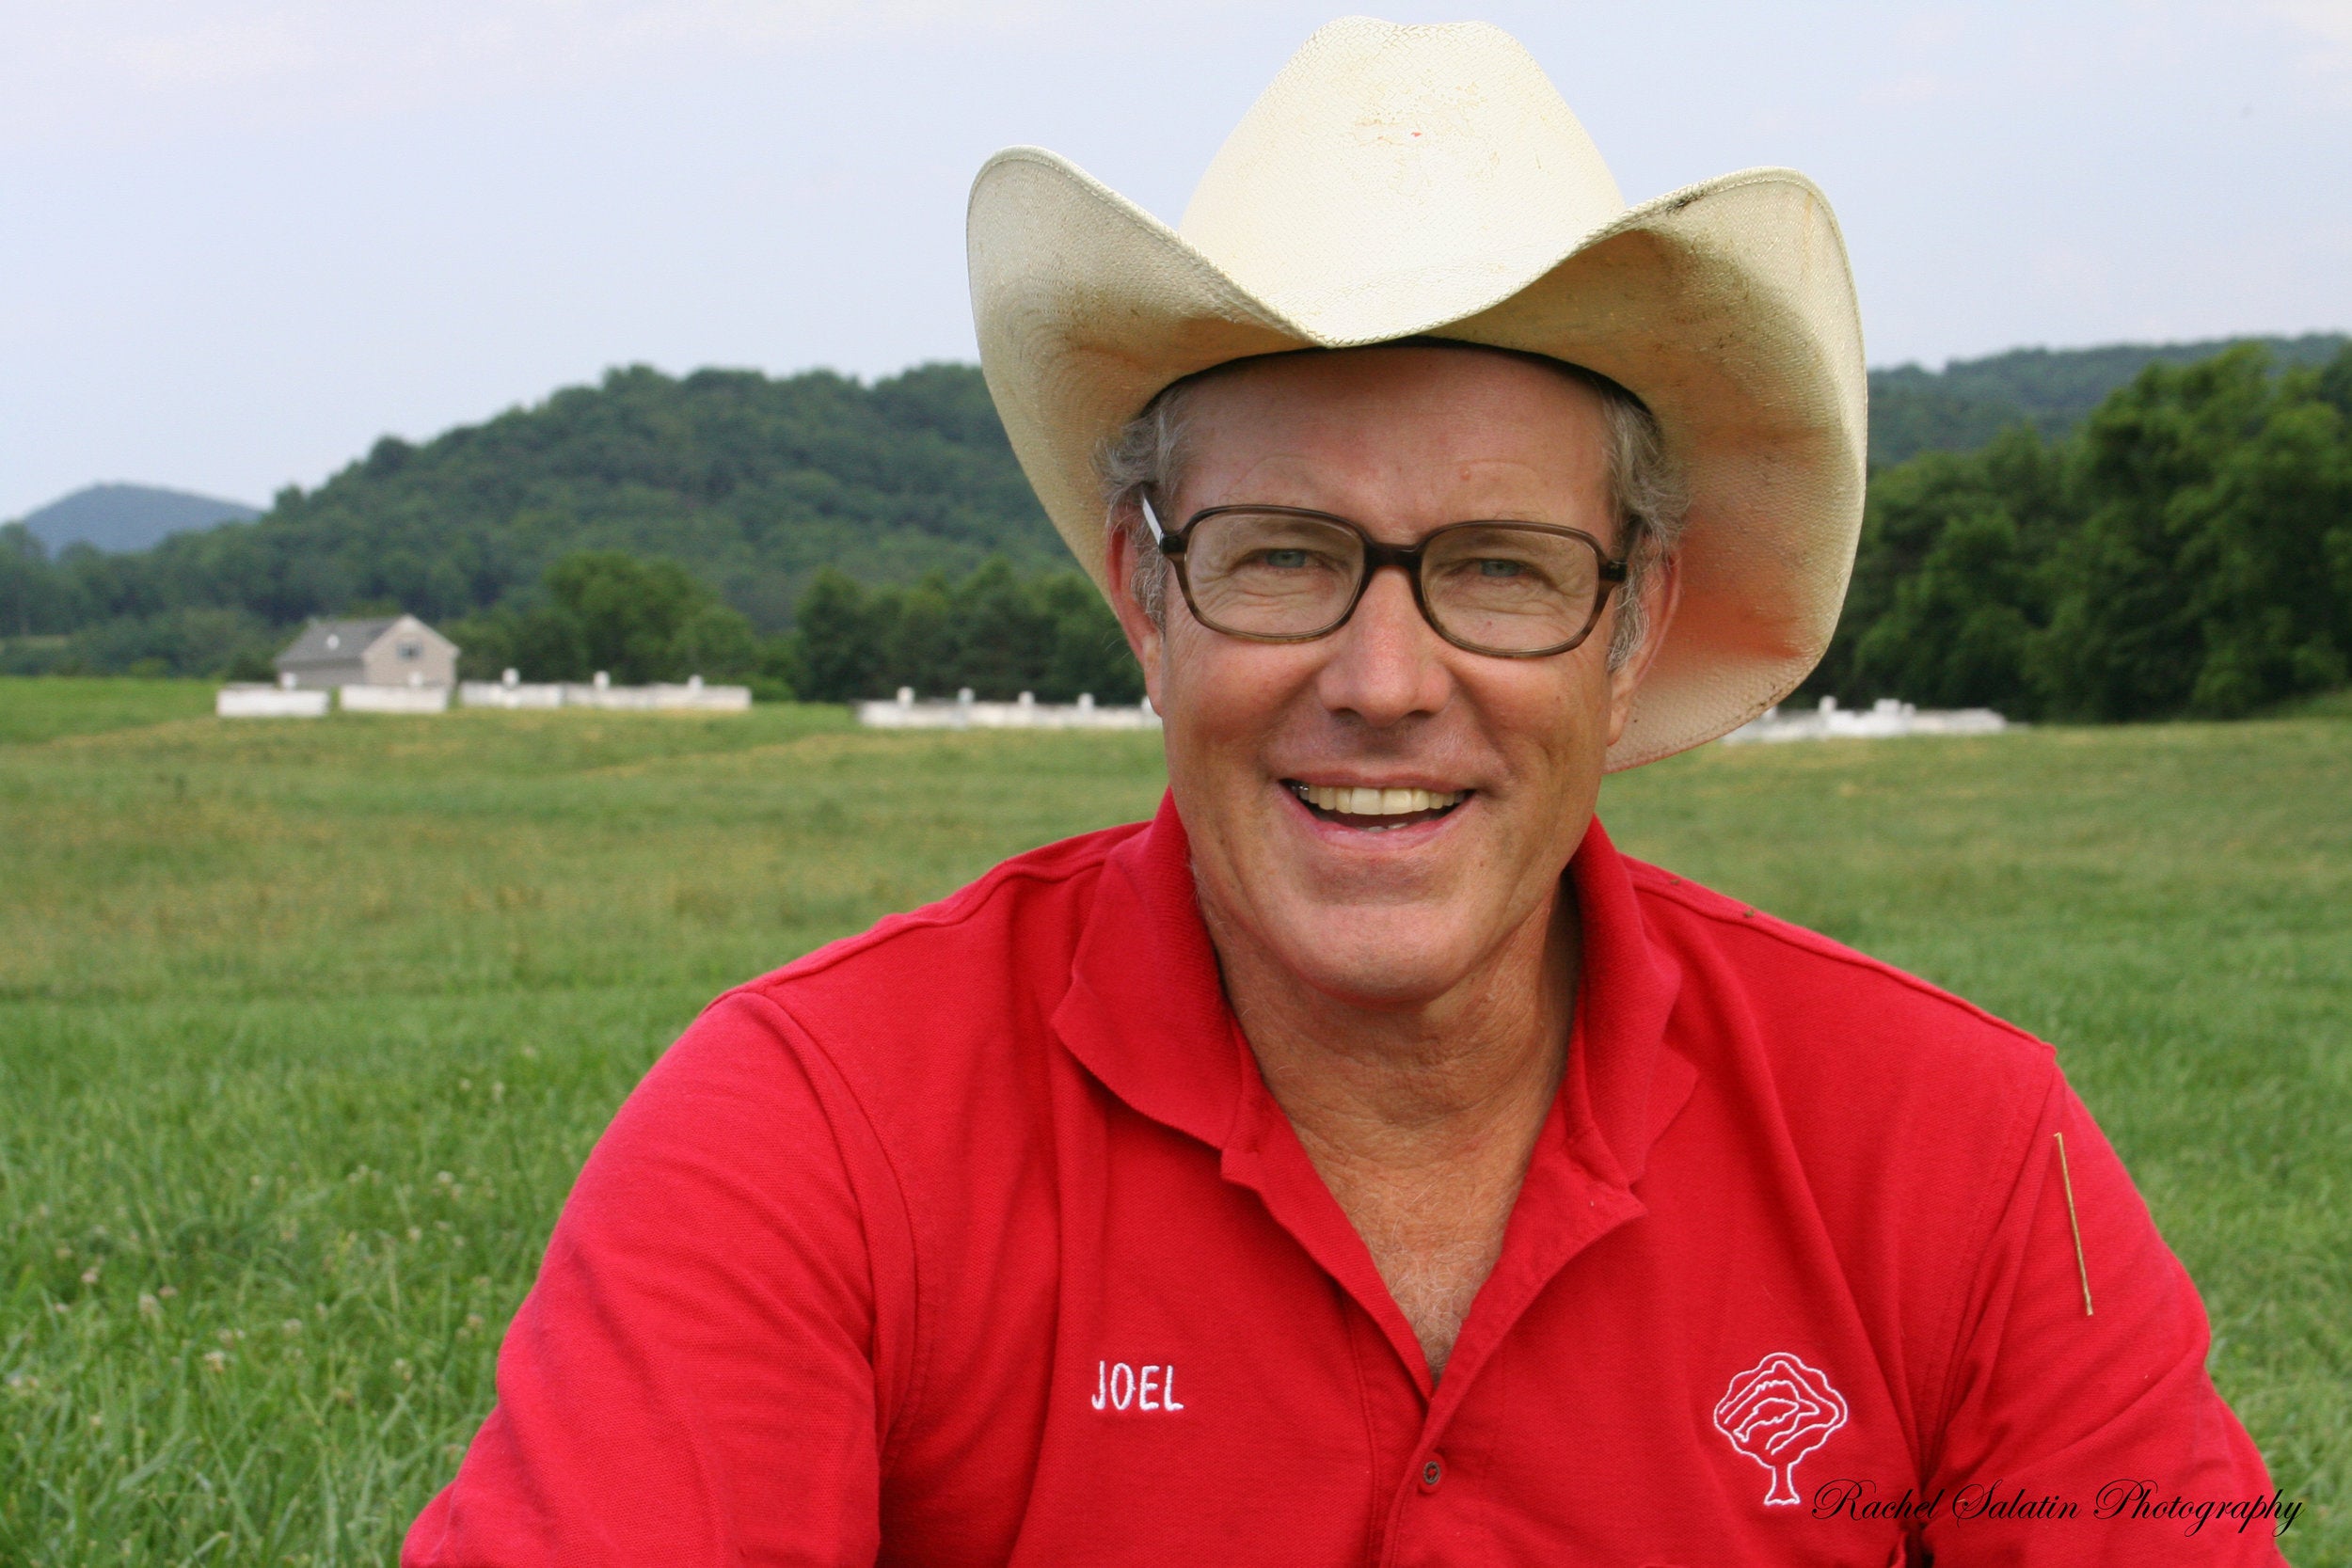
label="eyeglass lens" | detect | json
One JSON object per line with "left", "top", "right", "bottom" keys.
{"left": 1181, "top": 511, "right": 1605, "bottom": 654}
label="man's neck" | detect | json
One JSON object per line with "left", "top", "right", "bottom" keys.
{"left": 1203, "top": 884, "right": 1580, "bottom": 1377}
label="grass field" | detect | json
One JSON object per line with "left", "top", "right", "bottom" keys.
{"left": 1, "top": 676, "right": 2344, "bottom": 1564}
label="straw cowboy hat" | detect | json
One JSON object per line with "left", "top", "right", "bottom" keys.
{"left": 967, "top": 16, "right": 1867, "bottom": 769}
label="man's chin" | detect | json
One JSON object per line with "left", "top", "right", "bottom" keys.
{"left": 1257, "top": 915, "right": 1498, "bottom": 1011}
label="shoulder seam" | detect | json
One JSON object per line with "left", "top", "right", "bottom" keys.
{"left": 735, "top": 831, "right": 1128, "bottom": 995}
{"left": 1626, "top": 863, "right": 2051, "bottom": 1056}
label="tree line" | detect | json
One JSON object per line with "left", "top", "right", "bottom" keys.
{"left": 1805, "top": 343, "right": 2352, "bottom": 720}
{"left": 787, "top": 561, "right": 1142, "bottom": 704}
{"left": 1865, "top": 333, "right": 2345, "bottom": 467}
{"left": 442, "top": 552, "right": 765, "bottom": 688}
{"left": 4, "top": 341, "right": 2346, "bottom": 721}
{"left": 430, "top": 550, "right": 1140, "bottom": 705}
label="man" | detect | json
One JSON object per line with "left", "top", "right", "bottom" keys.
{"left": 408, "top": 20, "right": 2289, "bottom": 1565}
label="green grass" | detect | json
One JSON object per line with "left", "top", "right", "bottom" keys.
{"left": 0, "top": 677, "right": 215, "bottom": 746}
{"left": 0, "top": 680, "right": 2344, "bottom": 1562}
{"left": 2281, "top": 686, "right": 2352, "bottom": 721}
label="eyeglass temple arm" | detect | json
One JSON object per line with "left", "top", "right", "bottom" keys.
{"left": 1137, "top": 494, "right": 1184, "bottom": 555}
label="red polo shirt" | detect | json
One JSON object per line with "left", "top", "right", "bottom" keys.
{"left": 406, "top": 797, "right": 2289, "bottom": 1566}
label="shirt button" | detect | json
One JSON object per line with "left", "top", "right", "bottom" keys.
{"left": 1420, "top": 1457, "right": 1444, "bottom": 1490}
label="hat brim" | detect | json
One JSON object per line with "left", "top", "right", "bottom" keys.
{"left": 967, "top": 149, "right": 1867, "bottom": 770}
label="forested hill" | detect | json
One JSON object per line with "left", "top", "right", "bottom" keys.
{"left": 0, "top": 363, "right": 1058, "bottom": 657}
{"left": 242, "top": 361, "right": 1060, "bottom": 628}
{"left": 1867, "top": 333, "right": 2349, "bottom": 466}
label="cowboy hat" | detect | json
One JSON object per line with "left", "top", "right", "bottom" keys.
{"left": 966, "top": 16, "right": 1866, "bottom": 769}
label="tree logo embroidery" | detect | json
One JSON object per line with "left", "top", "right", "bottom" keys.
{"left": 1712, "top": 1352, "right": 1850, "bottom": 1506}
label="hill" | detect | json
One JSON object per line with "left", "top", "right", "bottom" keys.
{"left": 169, "top": 361, "right": 1058, "bottom": 630}
{"left": 16, "top": 483, "right": 261, "bottom": 553}
{"left": 1867, "top": 332, "right": 2348, "bottom": 467}
{"left": 0, "top": 363, "right": 1062, "bottom": 673}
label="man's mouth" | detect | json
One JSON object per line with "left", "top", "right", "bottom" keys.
{"left": 1286, "top": 781, "right": 1469, "bottom": 832}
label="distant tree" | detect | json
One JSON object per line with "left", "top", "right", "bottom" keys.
{"left": 867, "top": 361, "right": 1020, "bottom": 450}
{"left": 512, "top": 606, "right": 592, "bottom": 684}
{"left": 1040, "top": 573, "right": 1145, "bottom": 704}
{"left": 445, "top": 550, "right": 760, "bottom": 683}
{"left": 787, "top": 558, "right": 1144, "bottom": 705}
{"left": 442, "top": 607, "right": 523, "bottom": 682}
{"left": 545, "top": 552, "right": 706, "bottom": 682}
{"left": 792, "top": 569, "right": 882, "bottom": 701}
{"left": 2167, "top": 368, "right": 2351, "bottom": 712}
{"left": 1853, "top": 505, "right": 2037, "bottom": 712}
{"left": 953, "top": 559, "right": 1059, "bottom": 699}
{"left": 882, "top": 572, "right": 960, "bottom": 698}
{"left": 0, "top": 524, "right": 54, "bottom": 640}
{"left": 2034, "top": 348, "right": 2290, "bottom": 719}
{"left": 1806, "top": 427, "right": 2063, "bottom": 714}
{"left": 2318, "top": 344, "right": 2352, "bottom": 420}
{"left": 1862, "top": 376, "right": 2033, "bottom": 468}
{"left": 66, "top": 607, "right": 278, "bottom": 680}
{"left": 671, "top": 602, "right": 762, "bottom": 681}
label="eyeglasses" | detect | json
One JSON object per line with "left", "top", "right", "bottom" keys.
{"left": 1140, "top": 496, "right": 1629, "bottom": 658}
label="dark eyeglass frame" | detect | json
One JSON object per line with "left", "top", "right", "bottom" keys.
{"left": 1139, "top": 495, "right": 1630, "bottom": 658}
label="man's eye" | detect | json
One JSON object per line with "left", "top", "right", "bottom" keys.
{"left": 1474, "top": 558, "right": 1526, "bottom": 578}
{"left": 1255, "top": 549, "right": 1311, "bottom": 569}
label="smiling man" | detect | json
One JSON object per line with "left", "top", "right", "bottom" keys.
{"left": 406, "top": 20, "right": 2288, "bottom": 1567}
{"left": 1106, "top": 345, "right": 1654, "bottom": 1386}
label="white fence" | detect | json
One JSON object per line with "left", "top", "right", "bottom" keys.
{"left": 459, "top": 680, "right": 563, "bottom": 709}
{"left": 458, "top": 672, "right": 747, "bottom": 710}
{"left": 1722, "top": 697, "right": 2010, "bottom": 745}
{"left": 216, "top": 685, "right": 330, "bottom": 719}
{"left": 339, "top": 684, "right": 452, "bottom": 714}
{"left": 220, "top": 672, "right": 751, "bottom": 719}
{"left": 856, "top": 689, "right": 1159, "bottom": 731}
{"left": 561, "top": 675, "right": 751, "bottom": 712}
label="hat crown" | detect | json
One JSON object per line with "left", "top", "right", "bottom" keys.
{"left": 1177, "top": 17, "right": 1628, "bottom": 343}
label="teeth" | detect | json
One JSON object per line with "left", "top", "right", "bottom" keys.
{"left": 1295, "top": 784, "right": 1465, "bottom": 816}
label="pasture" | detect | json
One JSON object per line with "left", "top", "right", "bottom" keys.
{"left": 0, "top": 678, "right": 2344, "bottom": 1563}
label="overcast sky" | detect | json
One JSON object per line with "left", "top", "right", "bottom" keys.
{"left": 4, "top": 0, "right": 2348, "bottom": 521}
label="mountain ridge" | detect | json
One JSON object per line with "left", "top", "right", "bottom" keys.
{"left": 17, "top": 483, "right": 262, "bottom": 554}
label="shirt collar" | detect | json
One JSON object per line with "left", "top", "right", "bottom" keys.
{"left": 1052, "top": 790, "right": 1692, "bottom": 1189}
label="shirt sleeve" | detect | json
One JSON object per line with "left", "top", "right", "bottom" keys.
{"left": 1919, "top": 1072, "right": 2290, "bottom": 1565}
{"left": 402, "top": 990, "right": 902, "bottom": 1567}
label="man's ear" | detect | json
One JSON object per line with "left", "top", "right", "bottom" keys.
{"left": 1104, "top": 514, "right": 1167, "bottom": 712}
{"left": 1605, "top": 552, "right": 1682, "bottom": 746}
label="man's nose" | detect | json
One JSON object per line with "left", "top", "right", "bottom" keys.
{"left": 1312, "top": 564, "right": 1453, "bottom": 725}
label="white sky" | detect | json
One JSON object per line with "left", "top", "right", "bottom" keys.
{"left": 4, "top": 0, "right": 2348, "bottom": 521}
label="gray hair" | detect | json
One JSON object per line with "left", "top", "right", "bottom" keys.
{"left": 1093, "top": 351, "right": 1688, "bottom": 670}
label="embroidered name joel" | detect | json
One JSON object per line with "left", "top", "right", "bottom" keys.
{"left": 1092, "top": 1361, "right": 1184, "bottom": 1413}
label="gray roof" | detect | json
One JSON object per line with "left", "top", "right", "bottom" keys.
{"left": 275, "top": 616, "right": 452, "bottom": 669}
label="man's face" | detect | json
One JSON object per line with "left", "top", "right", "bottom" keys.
{"left": 1109, "top": 345, "right": 1667, "bottom": 1010}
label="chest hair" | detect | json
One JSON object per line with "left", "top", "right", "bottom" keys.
{"left": 1322, "top": 1161, "right": 1527, "bottom": 1381}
